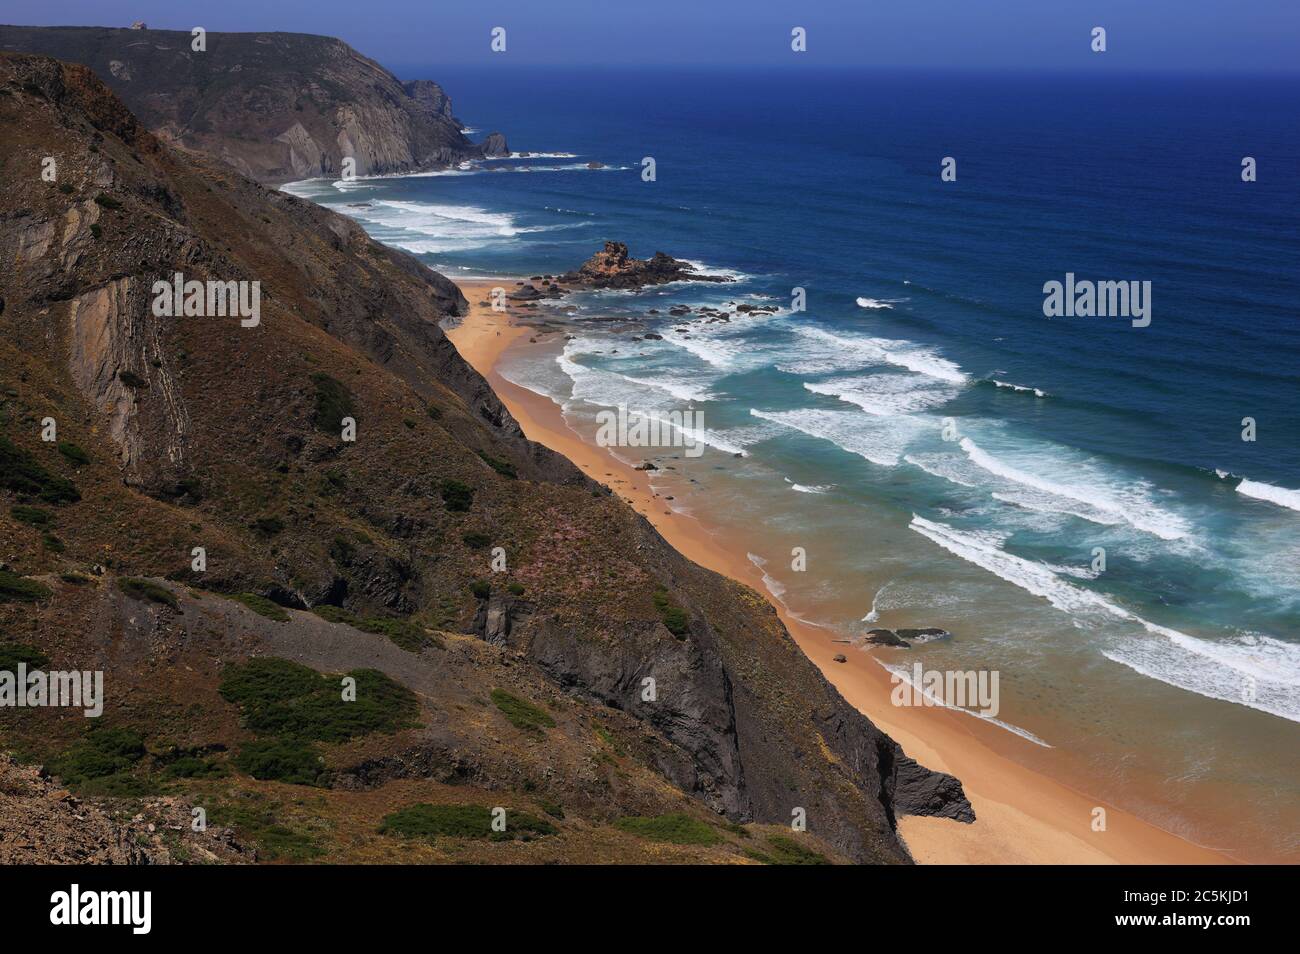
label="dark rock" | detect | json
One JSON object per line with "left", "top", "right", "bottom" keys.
{"left": 865, "top": 629, "right": 911, "bottom": 648}
{"left": 559, "top": 241, "right": 733, "bottom": 291}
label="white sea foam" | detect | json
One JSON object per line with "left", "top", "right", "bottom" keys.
{"left": 855, "top": 297, "right": 895, "bottom": 310}
{"left": 991, "top": 379, "right": 1047, "bottom": 398}
{"left": 959, "top": 437, "right": 1189, "bottom": 541}
{"left": 746, "top": 553, "right": 787, "bottom": 599}
{"left": 862, "top": 580, "right": 894, "bottom": 622}
{"left": 876, "top": 660, "right": 1053, "bottom": 747}
{"left": 751, "top": 407, "right": 926, "bottom": 468}
{"left": 1103, "top": 628, "right": 1300, "bottom": 724}
{"left": 676, "top": 259, "right": 752, "bottom": 283}
{"left": 1236, "top": 478, "right": 1300, "bottom": 513}
{"left": 904, "top": 454, "right": 980, "bottom": 488}
{"left": 910, "top": 515, "right": 1300, "bottom": 722}
{"left": 791, "top": 327, "right": 968, "bottom": 384}
{"left": 487, "top": 151, "right": 580, "bottom": 159}
{"left": 804, "top": 374, "right": 958, "bottom": 416}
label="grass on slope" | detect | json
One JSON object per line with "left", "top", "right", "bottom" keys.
{"left": 378, "top": 803, "right": 556, "bottom": 842}
{"left": 490, "top": 688, "right": 555, "bottom": 734}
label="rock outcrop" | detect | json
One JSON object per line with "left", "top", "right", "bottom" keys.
{"left": 0, "top": 25, "right": 506, "bottom": 183}
{"left": 560, "top": 241, "right": 734, "bottom": 290}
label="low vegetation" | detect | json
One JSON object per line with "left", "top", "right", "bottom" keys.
{"left": 378, "top": 803, "right": 556, "bottom": 842}
{"left": 440, "top": 478, "right": 474, "bottom": 512}
{"left": 209, "top": 798, "right": 323, "bottom": 860}
{"left": 219, "top": 657, "right": 418, "bottom": 744}
{"left": 56, "top": 442, "right": 90, "bottom": 466}
{"left": 311, "top": 372, "right": 354, "bottom": 433}
{"left": 0, "top": 570, "right": 52, "bottom": 603}
{"left": 613, "top": 812, "right": 721, "bottom": 846}
{"left": 233, "top": 738, "right": 328, "bottom": 786}
{"left": 0, "top": 642, "right": 49, "bottom": 673}
{"left": 745, "top": 834, "right": 831, "bottom": 865}
{"left": 0, "top": 435, "right": 80, "bottom": 503}
{"left": 45, "top": 726, "right": 150, "bottom": 797}
{"left": 231, "top": 592, "right": 290, "bottom": 622}
{"left": 116, "top": 577, "right": 179, "bottom": 609}
{"left": 309, "top": 605, "right": 440, "bottom": 652}
{"left": 10, "top": 505, "right": 50, "bottom": 526}
{"left": 490, "top": 688, "right": 556, "bottom": 734}
{"left": 653, "top": 586, "right": 690, "bottom": 637}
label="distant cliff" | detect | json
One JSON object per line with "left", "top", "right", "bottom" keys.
{"left": 0, "top": 24, "right": 508, "bottom": 183}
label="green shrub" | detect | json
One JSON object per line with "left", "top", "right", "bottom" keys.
{"left": 0, "top": 435, "right": 80, "bottom": 503}
{"left": 440, "top": 479, "right": 474, "bottom": 513}
{"left": 613, "top": 813, "right": 721, "bottom": 846}
{"left": 506, "top": 582, "right": 526, "bottom": 597}
{"left": 118, "top": 369, "right": 148, "bottom": 388}
{"left": 311, "top": 373, "right": 354, "bottom": 433}
{"left": 232, "top": 593, "right": 289, "bottom": 622}
{"left": 177, "top": 475, "right": 203, "bottom": 499}
{"left": 426, "top": 404, "right": 443, "bottom": 421}
{"left": 378, "top": 803, "right": 555, "bottom": 842}
{"left": 350, "top": 616, "right": 433, "bottom": 652}
{"left": 46, "top": 727, "right": 147, "bottom": 793}
{"left": 162, "top": 756, "right": 227, "bottom": 780}
{"left": 117, "top": 577, "right": 179, "bottom": 609}
{"left": 89, "top": 224, "right": 102, "bottom": 239}
{"left": 209, "top": 801, "right": 322, "bottom": 860}
{"left": 469, "top": 580, "right": 491, "bottom": 599}
{"left": 42, "top": 533, "right": 64, "bottom": 553}
{"left": 220, "top": 657, "right": 418, "bottom": 743}
{"left": 233, "top": 738, "right": 327, "bottom": 786}
{"left": 57, "top": 182, "right": 74, "bottom": 194}
{"left": 537, "top": 798, "right": 564, "bottom": 820}
{"left": 461, "top": 531, "right": 491, "bottom": 549}
{"left": 251, "top": 515, "right": 284, "bottom": 536}
{"left": 652, "top": 586, "right": 690, "bottom": 637}
{"left": 0, "top": 570, "right": 52, "bottom": 603}
{"left": 0, "top": 643, "right": 50, "bottom": 673}
{"left": 56, "top": 442, "right": 90, "bottom": 466}
{"left": 93, "top": 193, "right": 122, "bottom": 210}
{"left": 309, "top": 606, "right": 437, "bottom": 652}
{"left": 10, "top": 505, "right": 50, "bottom": 526}
{"left": 747, "top": 834, "right": 831, "bottom": 866}
{"left": 490, "top": 688, "right": 555, "bottom": 733}
{"left": 59, "top": 572, "right": 92, "bottom": 585}
{"left": 477, "top": 452, "right": 517, "bottom": 479}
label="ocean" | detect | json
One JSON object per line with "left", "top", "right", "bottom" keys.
{"left": 285, "top": 67, "right": 1300, "bottom": 858}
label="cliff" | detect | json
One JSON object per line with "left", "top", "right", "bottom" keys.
{"left": 0, "top": 25, "right": 506, "bottom": 182}
{"left": 0, "top": 52, "right": 971, "bottom": 864}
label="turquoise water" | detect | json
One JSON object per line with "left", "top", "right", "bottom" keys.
{"left": 286, "top": 67, "right": 1300, "bottom": 856}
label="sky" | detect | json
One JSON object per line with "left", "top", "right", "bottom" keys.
{"left": 3, "top": 0, "right": 1298, "bottom": 71}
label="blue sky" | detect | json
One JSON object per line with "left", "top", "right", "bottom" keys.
{"left": 5, "top": 0, "right": 1298, "bottom": 71}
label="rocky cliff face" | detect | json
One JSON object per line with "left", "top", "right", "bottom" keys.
{"left": 0, "top": 52, "right": 971, "bottom": 864}
{"left": 0, "top": 25, "right": 506, "bottom": 183}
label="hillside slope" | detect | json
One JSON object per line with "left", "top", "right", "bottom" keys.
{"left": 0, "top": 52, "right": 971, "bottom": 863}
{"left": 0, "top": 25, "right": 506, "bottom": 182}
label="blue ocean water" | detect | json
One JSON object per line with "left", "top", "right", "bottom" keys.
{"left": 286, "top": 68, "right": 1300, "bottom": 839}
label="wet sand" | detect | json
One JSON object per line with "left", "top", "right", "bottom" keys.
{"left": 447, "top": 280, "right": 1235, "bottom": 865}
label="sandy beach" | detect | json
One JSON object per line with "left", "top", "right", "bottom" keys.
{"left": 447, "top": 279, "right": 1235, "bottom": 865}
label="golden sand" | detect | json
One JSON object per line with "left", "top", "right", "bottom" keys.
{"left": 447, "top": 280, "right": 1233, "bottom": 865}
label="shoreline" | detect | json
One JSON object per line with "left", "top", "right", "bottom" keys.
{"left": 447, "top": 280, "right": 1236, "bottom": 865}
